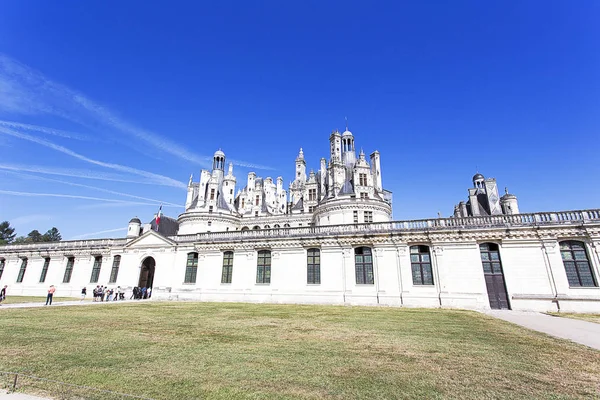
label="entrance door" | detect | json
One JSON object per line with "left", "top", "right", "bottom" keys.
{"left": 479, "top": 243, "right": 510, "bottom": 310}
{"left": 138, "top": 257, "right": 156, "bottom": 289}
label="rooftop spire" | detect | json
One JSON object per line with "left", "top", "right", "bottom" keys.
{"left": 345, "top": 116, "right": 348, "bottom": 131}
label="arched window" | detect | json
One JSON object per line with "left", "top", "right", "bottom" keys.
{"left": 560, "top": 241, "right": 597, "bottom": 287}
{"left": 307, "top": 248, "right": 320, "bottom": 284}
{"left": 253, "top": 225, "right": 260, "bottom": 230}
{"left": 354, "top": 247, "right": 374, "bottom": 284}
{"left": 241, "top": 226, "right": 249, "bottom": 231}
{"left": 90, "top": 256, "right": 102, "bottom": 283}
{"left": 39, "top": 257, "right": 50, "bottom": 283}
{"left": 184, "top": 252, "right": 198, "bottom": 284}
{"left": 410, "top": 245, "right": 434, "bottom": 285}
{"left": 221, "top": 251, "right": 234, "bottom": 284}
{"left": 63, "top": 257, "right": 75, "bottom": 283}
{"left": 264, "top": 225, "right": 270, "bottom": 229}
{"left": 284, "top": 223, "right": 290, "bottom": 228}
{"left": 109, "top": 255, "right": 121, "bottom": 283}
{"left": 16, "top": 258, "right": 28, "bottom": 283}
{"left": 256, "top": 250, "right": 271, "bottom": 284}
{"left": 273, "top": 224, "right": 280, "bottom": 228}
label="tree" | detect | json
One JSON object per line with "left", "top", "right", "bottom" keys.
{"left": 0, "top": 221, "right": 16, "bottom": 245}
{"left": 43, "top": 227, "right": 62, "bottom": 242}
{"left": 13, "top": 236, "right": 28, "bottom": 244}
{"left": 27, "top": 230, "right": 43, "bottom": 242}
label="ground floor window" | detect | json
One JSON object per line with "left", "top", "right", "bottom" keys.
{"left": 354, "top": 247, "right": 374, "bottom": 284}
{"left": 39, "top": 257, "right": 50, "bottom": 283}
{"left": 307, "top": 248, "right": 320, "bottom": 284}
{"left": 221, "top": 251, "right": 233, "bottom": 284}
{"left": 63, "top": 257, "right": 75, "bottom": 283}
{"left": 90, "top": 256, "right": 102, "bottom": 283}
{"left": 410, "top": 245, "right": 434, "bottom": 285}
{"left": 16, "top": 258, "right": 28, "bottom": 283}
{"left": 256, "top": 250, "right": 271, "bottom": 284}
{"left": 185, "top": 252, "right": 199, "bottom": 283}
{"left": 109, "top": 255, "right": 121, "bottom": 283}
{"left": 560, "top": 240, "right": 597, "bottom": 287}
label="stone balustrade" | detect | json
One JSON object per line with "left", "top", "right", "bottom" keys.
{"left": 1, "top": 209, "right": 598, "bottom": 251}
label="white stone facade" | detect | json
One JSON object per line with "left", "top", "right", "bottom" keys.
{"left": 1, "top": 130, "right": 599, "bottom": 313}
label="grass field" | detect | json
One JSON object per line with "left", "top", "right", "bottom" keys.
{"left": 548, "top": 312, "right": 600, "bottom": 324}
{"left": 1, "top": 302, "right": 599, "bottom": 400}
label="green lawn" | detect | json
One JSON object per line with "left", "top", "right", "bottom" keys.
{"left": 0, "top": 296, "right": 90, "bottom": 305}
{"left": 548, "top": 312, "right": 600, "bottom": 324}
{"left": 0, "top": 302, "right": 599, "bottom": 400}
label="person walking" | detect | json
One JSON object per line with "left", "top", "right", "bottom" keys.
{"left": 81, "top": 287, "right": 87, "bottom": 302}
{"left": 46, "top": 285, "right": 56, "bottom": 306}
{"left": 0, "top": 285, "right": 7, "bottom": 305}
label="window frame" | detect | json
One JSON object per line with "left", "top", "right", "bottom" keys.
{"left": 221, "top": 251, "right": 234, "bottom": 284}
{"left": 256, "top": 250, "right": 271, "bottom": 284}
{"left": 16, "top": 258, "right": 28, "bottom": 283}
{"left": 184, "top": 252, "right": 199, "bottom": 284}
{"left": 364, "top": 211, "right": 373, "bottom": 223}
{"left": 354, "top": 247, "right": 374, "bottom": 285}
{"left": 559, "top": 240, "right": 598, "bottom": 287}
{"left": 109, "top": 255, "right": 121, "bottom": 283}
{"left": 63, "top": 257, "right": 75, "bottom": 283}
{"left": 307, "top": 248, "right": 321, "bottom": 284}
{"left": 90, "top": 255, "right": 102, "bottom": 283}
{"left": 39, "top": 257, "right": 50, "bottom": 283}
{"left": 410, "top": 245, "right": 434, "bottom": 285}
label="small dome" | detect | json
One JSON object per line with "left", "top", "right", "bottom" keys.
{"left": 214, "top": 149, "right": 225, "bottom": 158}
{"left": 501, "top": 193, "right": 517, "bottom": 200}
{"left": 472, "top": 173, "right": 484, "bottom": 181}
{"left": 342, "top": 129, "right": 353, "bottom": 137}
{"left": 129, "top": 217, "right": 141, "bottom": 224}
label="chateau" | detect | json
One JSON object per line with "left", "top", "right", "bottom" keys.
{"left": 1, "top": 128, "right": 599, "bottom": 312}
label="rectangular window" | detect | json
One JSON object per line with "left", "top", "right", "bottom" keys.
{"left": 360, "top": 192, "right": 368, "bottom": 199}
{"left": 230, "top": 189, "right": 233, "bottom": 194}
{"left": 354, "top": 247, "right": 374, "bottom": 284}
{"left": 308, "top": 189, "right": 316, "bottom": 201}
{"left": 63, "top": 257, "right": 75, "bottom": 283}
{"left": 209, "top": 206, "right": 213, "bottom": 213}
{"left": 241, "top": 198, "right": 245, "bottom": 208}
{"left": 256, "top": 195, "right": 260, "bottom": 206}
{"left": 221, "top": 251, "right": 234, "bottom": 284}
{"left": 307, "top": 248, "right": 320, "bottom": 284}
{"left": 410, "top": 245, "right": 434, "bottom": 285}
{"left": 256, "top": 250, "right": 271, "bottom": 284}
{"left": 109, "top": 255, "right": 121, "bottom": 283}
{"left": 364, "top": 211, "right": 373, "bottom": 223}
{"left": 308, "top": 205, "right": 315, "bottom": 213}
{"left": 16, "top": 258, "right": 28, "bottom": 283}
{"left": 39, "top": 257, "right": 50, "bottom": 283}
{"left": 0, "top": 259, "right": 4, "bottom": 280}
{"left": 560, "top": 241, "right": 597, "bottom": 287}
{"left": 210, "top": 189, "right": 215, "bottom": 200}
{"left": 90, "top": 256, "right": 102, "bottom": 283}
{"left": 359, "top": 173, "right": 367, "bottom": 186}
{"left": 184, "top": 253, "right": 198, "bottom": 283}
{"left": 353, "top": 210, "right": 358, "bottom": 223}
{"left": 255, "top": 211, "right": 259, "bottom": 217}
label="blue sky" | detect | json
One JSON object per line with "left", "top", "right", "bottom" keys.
{"left": 0, "top": 1, "right": 598, "bottom": 240}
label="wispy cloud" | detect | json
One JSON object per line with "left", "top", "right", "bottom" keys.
{"left": 0, "top": 163, "right": 170, "bottom": 186}
{"left": 0, "top": 126, "right": 187, "bottom": 189}
{"left": 0, "top": 189, "right": 180, "bottom": 207}
{"left": 0, "top": 53, "right": 274, "bottom": 170}
{"left": 3, "top": 170, "right": 181, "bottom": 207}
{"left": 10, "top": 214, "right": 54, "bottom": 226}
{"left": 0, "top": 119, "right": 89, "bottom": 141}
{"left": 70, "top": 227, "right": 127, "bottom": 240}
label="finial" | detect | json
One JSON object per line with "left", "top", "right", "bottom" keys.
{"left": 437, "top": 212, "right": 441, "bottom": 218}
{"left": 505, "top": 187, "right": 508, "bottom": 195}
{"left": 188, "top": 174, "right": 193, "bottom": 185}
{"left": 345, "top": 116, "right": 348, "bottom": 131}
{"left": 298, "top": 147, "right": 304, "bottom": 158}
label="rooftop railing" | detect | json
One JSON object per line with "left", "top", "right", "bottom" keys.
{"left": 1, "top": 209, "right": 598, "bottom": 251}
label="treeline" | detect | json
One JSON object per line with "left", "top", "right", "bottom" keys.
{"left": 0, "top": 221, "right": 62, "bottom": 245}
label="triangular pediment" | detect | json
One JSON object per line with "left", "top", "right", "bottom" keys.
{"left": 124, "top": 230, "right": 176, "bottom": 248}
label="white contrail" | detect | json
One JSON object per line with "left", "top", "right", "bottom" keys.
{"left": 0, "top": 163, "right": 170, "bottom": 186}
{"left": 0, "top": 53, "right": 274, "bottom": 170}
{"left": 0, "top": 127, "right": 187, "bottom": 190}
{"left": 70, "top": 227, "right": 127, "bottom": 240}
{"left": 0, "top": 119, "right": 89, "bottom": 141}
{"left": 4, "top": 170, "right": 181, "bottom": 207}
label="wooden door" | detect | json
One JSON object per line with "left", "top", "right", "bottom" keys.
{"left": 480, "top": 243, "right": 510, "bottom": 310}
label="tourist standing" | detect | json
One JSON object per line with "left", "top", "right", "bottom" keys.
{"left": 0, "top": 285, "right": 6, "bottom": 305}
{"left": 81, "top": 287, "right": 87, "bottom": 301}
{"left": 46, "top": 285, "right": 56, "bottom": 305}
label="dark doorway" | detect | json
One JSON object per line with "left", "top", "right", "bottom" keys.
{"left": 479, "top": 243, "right": 510, "bottom": 310}
{"left": 138, "top": 257, "right": 156, "bottom": 289}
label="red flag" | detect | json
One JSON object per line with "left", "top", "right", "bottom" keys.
{"left": 155, "top": 204, "right": 162, "bottom": 230}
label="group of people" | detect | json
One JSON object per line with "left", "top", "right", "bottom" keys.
{"left": 130, "top": 286, "right": 152, "bottom": 300}
{"left": 88, "top": 285, "right": 127, "bottom": 302}
{"left": 0, "top": 284, "right": 55, "bottom": 305}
